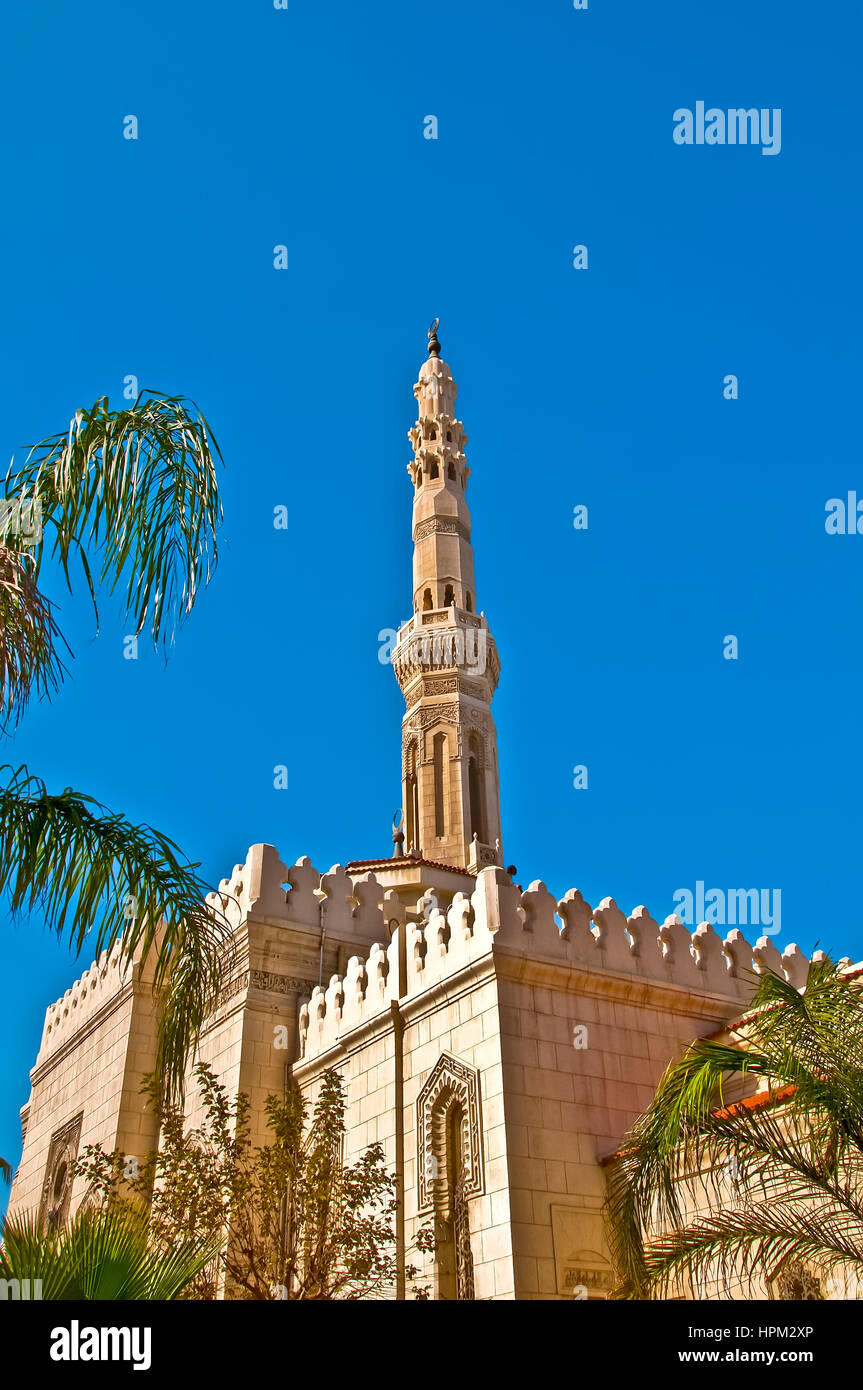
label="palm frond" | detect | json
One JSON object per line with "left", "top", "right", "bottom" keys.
{"left": 0, "top": 1156, "right": 12, "bottom": 1184}
{"left": 0, "top": 1204, "right": 219, "bottom": 1300}
{"left": 0, "top": 763, "right": 231, "bottom": 1099}
{"left": 642, "top": 1196, "right": 863, "bottom": 1299}
{"left": 5, "top": 391, "right": 223, "bottom": 652}
{"left": 0, "top": 544, "right": 67, "bottom": 732}
{"left": 605, "top": 957, "right": 863, "bottom": 1298}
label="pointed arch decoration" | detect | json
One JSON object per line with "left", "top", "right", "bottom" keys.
{"left": 416, "top": 1052, "right": 484, "bottom": 1215}
{"left": 39, "top": 1112, "right": 83, "bottom": 1231}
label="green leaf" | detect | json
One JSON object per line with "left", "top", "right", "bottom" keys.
{"left": 0, "top": 763, "right": 231, "bottom": 1101}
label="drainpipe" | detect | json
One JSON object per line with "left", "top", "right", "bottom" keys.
{"left": 317, "top": 923, "right": 327, "bottom": 988}
{"left": 390, "top": 905, "right": 409, "bottom": 1300}
{"left": 391, "top": 999, "right": 406, "bottom": 1300}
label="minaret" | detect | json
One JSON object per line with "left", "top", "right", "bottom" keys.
{"left": 392, "top": 322, "right": 503, "bottom": 872}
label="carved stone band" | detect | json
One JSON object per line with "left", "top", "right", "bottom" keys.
{"left": 413, "top": 516, "right": 470, "bottom": 544}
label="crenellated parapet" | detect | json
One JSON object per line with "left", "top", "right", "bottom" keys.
{"left": 36, "top": 847, "right": 394, "bottom": 1066}
{"left": 37, "top": 944, "right": 135, "bottom": 1065}
{"left": 203, "top": 844, "right": 389, "bottom": 944}
{"left": 205, "top": 844, "right": 307, "bottom": 931}
{"left": 297, "top": 867, "right": 813, "bottom": 1064}
{"left": 300, "top": 940, "right": 396, "bottom": 1059}
{"left": 490, "top": 868, "right": 809, "bottom": 999}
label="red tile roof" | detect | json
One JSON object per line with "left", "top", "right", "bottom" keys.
{"left": 346, "top": 854, "right": 472, "bottom": 876}
{"left": 704, "top": 961, "right": 863, "bottom": 1041}
{"left": 599, "top": 1082, "right": 799, "bottom": 1165}
{"left": 712, "top": 1083, "right": 796, "bottom": 1121}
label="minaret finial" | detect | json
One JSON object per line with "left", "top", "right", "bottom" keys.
{"left": 427, "top": 317, "right": 441, "bottom": 357}
{"left": 392, "top": 808, "right": 405, "bottom": 857}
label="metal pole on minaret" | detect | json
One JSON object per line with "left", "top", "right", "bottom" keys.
{"left": 391, "top": 323, "right": 504, "bottom": 873}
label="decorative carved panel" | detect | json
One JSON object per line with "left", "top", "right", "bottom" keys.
{"left": 413, "top": 516, "right": 470, "bottom": 544}
{"left": 215, "top": 969, "right": 317, "bottom": 1013}
{"left": 39, "top": 1113, "right": 83, "bottom": 1230}
{"left": 772, "top": 1261, "right": 825, "bottom": 1301}
{"left": 422, "top": 676, "right": 460, "bottom": 697}
{"left": 550, "top": 1205, "right": 615, "bottom": 1298}
{"left": 250, "top": 970, "right": 317, "bottom": 996}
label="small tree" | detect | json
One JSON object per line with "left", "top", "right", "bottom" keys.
{"left": 74, "top": 1064, "right": 433, "bottom": 1300}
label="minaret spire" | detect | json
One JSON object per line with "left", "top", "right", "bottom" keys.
{"left": 391, "top": 326, "right": 503, "bottom": 872}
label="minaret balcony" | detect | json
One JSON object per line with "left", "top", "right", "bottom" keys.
{"left": 407, "top": 606, "right": 484, "bottom": 630}
{"left": 392, "top": 609, "right": 499, "bottom": 693}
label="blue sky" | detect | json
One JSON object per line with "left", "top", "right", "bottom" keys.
{"left": 1, "top": 0, "right": 861, "bottom": 1182}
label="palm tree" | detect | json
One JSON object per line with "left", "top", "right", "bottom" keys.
{"left": 0, "top": 391, "right": 231, "bottom": 1099}
{"left": 0, "top": 1203, "right": 218, "bottom": 1300}
{"left": 0, "top": 1157, "right": 11, "bottom": 1184}
{"left": 604, "top": 956, "right": 863, "bottom": 1300}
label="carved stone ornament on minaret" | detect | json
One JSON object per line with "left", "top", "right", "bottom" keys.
{"left": 392, "top": 324, "right": 503, "bottom": 873}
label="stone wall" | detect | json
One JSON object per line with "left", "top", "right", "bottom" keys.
{"left": 9, "top": 945, "right": 160, "bottom": 1223}
{"left": 9, "top": 842, "right": 817, "bottom": 1303}
{"left": 295, "top": 865, "right": 813, "bottom": 1301}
